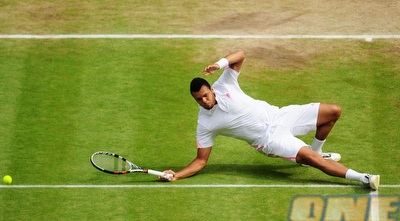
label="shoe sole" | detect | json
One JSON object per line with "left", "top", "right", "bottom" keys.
{"left": 370, "top": 175, "right": 380, "bottom": 190}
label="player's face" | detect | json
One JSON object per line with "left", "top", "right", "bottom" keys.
{"left": 192, "top": 85, "right": 216, "bottom": 110}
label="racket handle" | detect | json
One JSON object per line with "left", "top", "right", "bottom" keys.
{"left": 147, "top": 169, "right": 173, "bottom": 181}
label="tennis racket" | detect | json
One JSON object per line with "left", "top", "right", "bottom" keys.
{"left": 90, "top": 151, "right": 172, "bottom": 181}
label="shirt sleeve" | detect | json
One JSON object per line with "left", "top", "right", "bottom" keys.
{"left": 214, "top": 68, "right": 240, "bottom": 88}
{"left": 196, "top": 123, "right": 216, "bottom": 148}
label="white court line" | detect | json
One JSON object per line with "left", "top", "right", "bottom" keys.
{"left": 1, "top": 184, "right": 399, "bottom": 189}
{"left": 0, "top": 34, "right": 400, "bottom": 39}
{"left": 370, "top": 190, "right": 380, "bottom": 221}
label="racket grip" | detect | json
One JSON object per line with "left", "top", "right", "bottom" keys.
{"left": 147, "top": 169, "right": 173, "bottom": 181}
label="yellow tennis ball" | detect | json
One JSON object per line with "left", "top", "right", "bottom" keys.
{"left": 3, "top": 175, "right": 12, "bottom": 185}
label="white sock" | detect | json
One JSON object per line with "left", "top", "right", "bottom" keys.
{"left": 345, "top": 169, "right": 366, "bottom": 182}
{"left": 311, "top": 137, "right": 325, "bottom": 154}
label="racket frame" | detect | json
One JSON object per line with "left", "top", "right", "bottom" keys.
{"left": 90, "top": 151, "right": 171, "bottom": 180}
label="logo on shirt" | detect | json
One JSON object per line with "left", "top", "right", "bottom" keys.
{"left": 226, "top": 93, "right": 230, "bottom": 98}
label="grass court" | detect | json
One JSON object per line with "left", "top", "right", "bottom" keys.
{"left": 0, "top": 1, "right": 399, "bottom": 220}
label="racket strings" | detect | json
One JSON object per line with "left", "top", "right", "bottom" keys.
{"left": 93, "top": 154, "right": 130, "bottom": 173}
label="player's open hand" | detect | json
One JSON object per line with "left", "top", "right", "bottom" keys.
{"left": 202, "top": 64, "right": 219, "bottom": 76}
{"left": 158, "top": 170, "right": 176, "bottom": 182}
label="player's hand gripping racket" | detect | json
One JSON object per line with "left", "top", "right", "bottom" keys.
{"left": 90, "top": 151, "right": 172, "bottom": 181}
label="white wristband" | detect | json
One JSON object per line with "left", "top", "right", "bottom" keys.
{"left": 214, "top": 58, "right": 229, "bottom": 70}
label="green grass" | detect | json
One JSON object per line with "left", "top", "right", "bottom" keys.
{"left": 0, "top": 38, "right": 399, "bottom": 220}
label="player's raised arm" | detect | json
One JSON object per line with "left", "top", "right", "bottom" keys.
{"left": 202, "top": 50, "right": 245, "bottom": 76}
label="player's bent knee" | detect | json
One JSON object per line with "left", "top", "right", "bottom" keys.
{"left": 322, "top": 103, "right": 341, "bottom": 121}
{"left": 332, "top": 104, "right": 342, "bottom": 119}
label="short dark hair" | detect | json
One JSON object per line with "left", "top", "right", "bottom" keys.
{"left": 190, "top": 77, "right": 210, "bottom": 95}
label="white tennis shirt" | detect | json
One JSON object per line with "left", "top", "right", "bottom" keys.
{"left": 196, "top": 68, "right": 279, "bottom": 148}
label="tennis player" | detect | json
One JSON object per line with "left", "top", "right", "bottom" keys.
{"left": 161, "top": 50, "right": 379, "bottom": 190}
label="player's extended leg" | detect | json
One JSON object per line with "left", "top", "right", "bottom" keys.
{"left": 296, "top": 146, "right": 347, "bottom": 177}
{"left": 296, "top": 146, "right": 380, "bottom": 190}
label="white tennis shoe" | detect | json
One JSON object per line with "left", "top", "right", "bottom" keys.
{"left": 363, "top": 174, "right": 380, "bottom": 190}
{"left": 321, "top": 152, "right": 341, "bottom": 162}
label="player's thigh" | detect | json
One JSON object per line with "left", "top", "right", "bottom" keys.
{"left": 268, "top": 129, "right": 308, "bottom": 162}
{"left": 279, "top": 103, "right": 319, "bottom": 136}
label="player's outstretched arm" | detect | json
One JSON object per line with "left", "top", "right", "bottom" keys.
{"left": 202, "top": 50, "right": 245, "bottom": 76}
{"left": 160, "top": 147, "right": 212, "bottom": 181}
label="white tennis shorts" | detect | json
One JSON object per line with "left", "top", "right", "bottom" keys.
{"left": 260, "top": 103, "right": 320, "bottom": 162}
